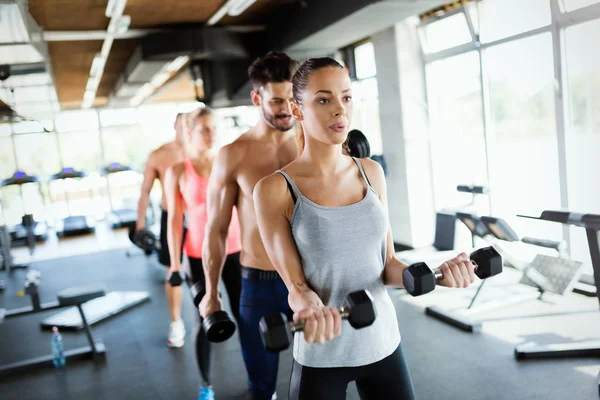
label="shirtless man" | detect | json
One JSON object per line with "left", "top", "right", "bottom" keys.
{"left": 136, "top": 112, "right": 187, "bottom": 348}
{"left": 199, "top": 52, "right": 299, "bottom": 400}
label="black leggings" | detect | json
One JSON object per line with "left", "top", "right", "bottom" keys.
{"left": 185, "top": 252, "right": 242, "bottom": 386}
{"left": 289, "top": 344, "right": 416, "bottom": 400}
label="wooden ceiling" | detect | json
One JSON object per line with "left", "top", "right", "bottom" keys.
{"left": 28, "top": 0, "right": 298, "bottom": 109}
{"left": 48, "top": 39, "right": 138, "bottom": 108}
{"left": 29, "top": 0, "right": 297, "bottom": 30}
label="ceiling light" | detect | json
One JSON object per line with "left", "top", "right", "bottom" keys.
{"left": 228, "top": 0, "right": 256, "bottom": 17}
{"left": 83, "top": 90, "right": 95, "bottom": 103}
{"left": 108, "top": 14, "right": 130, "bottom": 34}
{"left": 150, "top": 71, "right": 170, "bottom": 88}
{"left": 167, "top": 56, "right": 190, "bottom": 73}
{"left": 90, "top": 53, "right": 106, "bottom": 77}
{"left": 105, "top": 0, "right": 127, "bottom": 18}
{"left": 86, "top": 77, "right": 100, "bottom": 91}
{"left": 101, "top": 36, "right": 114, "bottom": 58}
{"left": 207, "top": 3, "right": 230, "bottom": 25}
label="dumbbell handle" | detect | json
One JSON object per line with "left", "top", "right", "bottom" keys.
{"left": 290, "top": 307, "right": 350, "bottom": 333}
{"left": 433, "top": 260, "right": 479, "bottom": 281}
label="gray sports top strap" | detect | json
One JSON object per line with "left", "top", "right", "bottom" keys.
{"left": 351, "top": 157, "right": 372, "bottom": 188}
{"left": 276, "top": 170, "right": 301, "bottom": 198}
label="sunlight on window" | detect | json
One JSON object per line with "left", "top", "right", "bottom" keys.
{"left": 423, "top": 12, "right": 472, "bottom": 53}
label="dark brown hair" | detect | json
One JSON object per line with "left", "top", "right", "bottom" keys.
{"left": 292, "top": 57, "right": 346, "bottom": 153}
{"left": 248, "top": 51, "right": 299, "bottom": 90}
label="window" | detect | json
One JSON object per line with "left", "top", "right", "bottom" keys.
{"left": 55, "top": 110, "right": 99, "bottom": 132}
{"left": 354, "top": 42, "right": 377, "bottom": 79}
{"left": 0, "top": 137, "right": 16, "bottom": 178}
{"left": 12, "top": 133, "right": 61, "bottom": 222}
{"left": 55, "top": 130, "right": 105, "bottom": 218}
{"left": 565, "top": 19, "right": 600, "bottom": 269}
{"left": 350, "top": 78, "right": 383, "bottom": 155}
{"left": 421, "top": 12, "right": 472, "bottom": 53}
{"left": 100, "top": 108, "right": 138, "bottom": 127}
{"left": 426, "top": 51, "right": 487, "bottom": 214}
{"left": 563, "top": 0, "right": 600, "bottom": 11}
{"left": 485, "top": 33, "right": 561, "bottom": 240}
{"left": 479, "top": 0, "right": 551, "bottom": 43}
{"left": 13, "top": 133, "right": 61, "bottom": 180}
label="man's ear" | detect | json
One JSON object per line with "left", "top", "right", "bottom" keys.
{"left": 291, "top": 101, "right": 303, "bottom": 121}
{"left": 250, "top": 89, "right": 261, "bottom": 107}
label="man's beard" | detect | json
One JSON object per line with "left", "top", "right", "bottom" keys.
{"left": 262, "top": 105, "right": 294, "bottom": 132}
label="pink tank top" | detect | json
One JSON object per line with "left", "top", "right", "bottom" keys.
{"left": 181, "top": 158, "right": 242, "bottom": 258}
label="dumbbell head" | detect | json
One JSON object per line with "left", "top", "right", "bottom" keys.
{"left": 203, "top": 311, "right": 236, "bottom": 343}
{"left": 128, "top": 225, "right": 156, "bottom": 254}
{"left": 344, "top": 290, "right": 376, "bottom": 329}
{"left": 190, "top": 281, "right": 204, "bottom": 308}
{"left": 167, "top": 271, "right": 184, "bottom": 286}
{"left": 260, "top": 312, "right": 293, "bottom": 353}
{"left": 470, "top": 246, "right": 502, "bottom": 279}
{"left": 402, "top": 262, "right": 436, "bottom": 296}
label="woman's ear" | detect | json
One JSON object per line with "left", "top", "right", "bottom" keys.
{"left": 291, "top": 101, "right": 303, "bottom": 121}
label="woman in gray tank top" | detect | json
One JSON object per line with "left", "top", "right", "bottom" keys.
{"left": 254, "top": 57, "right": 477, "bottom": 400}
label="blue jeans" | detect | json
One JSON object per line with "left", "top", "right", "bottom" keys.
{"left": 239, "top": 271, "right": 291, "bottom": 400}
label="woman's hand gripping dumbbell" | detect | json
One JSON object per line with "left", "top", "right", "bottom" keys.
{"left": 259, "top": 290, "right": 377, "bottom": 353}
{"left": 402, "top": 246, "right": 503, "bottom": 296}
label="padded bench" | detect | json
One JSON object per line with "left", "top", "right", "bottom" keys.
{"left": 0, "top": 283, "right": 107, "bottom": 377}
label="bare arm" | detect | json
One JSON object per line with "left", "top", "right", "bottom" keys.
{"left": 164, "top": 165, "right": 185, "bottom": 271}
{"left": 253, "top": 174, "right": 313, "bottom": 303}
{"left": 254, "top": 172, "right": 340, "bottom": 343}
{"left": 137, "top": 152, "right": 159, "bottom": 230}
{"left": 202, "top": 145, "right": 239, "bottom": 296}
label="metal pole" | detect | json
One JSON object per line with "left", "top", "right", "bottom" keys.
{"left": 550, "top": 0, "right": 572, "bottom": 247}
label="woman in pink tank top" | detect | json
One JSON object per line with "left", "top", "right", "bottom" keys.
{"left": 164, "top": 107, "right": 242, "bottom": 397}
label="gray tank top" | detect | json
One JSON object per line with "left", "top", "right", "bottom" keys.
{"left": 277, "top": 157, "right": 400, "bottom": 368}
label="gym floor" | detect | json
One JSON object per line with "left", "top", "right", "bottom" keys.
{"left": 1, "top": 245, "right": 599, "bottom": 399}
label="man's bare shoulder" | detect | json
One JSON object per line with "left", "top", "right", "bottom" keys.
{"left": 217, "top": 131, "right": 254, "bottom": 162}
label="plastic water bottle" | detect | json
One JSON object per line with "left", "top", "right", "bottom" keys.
{"left": 51, "top": 326, "right": 66, "bottom": 368}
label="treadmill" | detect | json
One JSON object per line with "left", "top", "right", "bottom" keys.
{"left": 48, "top": 168, "right": 96, "bottom": 237}
{"left": 102, "top": 162, "right": 139, "bottom": 229}
{"left": 0, "top": 171, "right": 49, "bottom": 247}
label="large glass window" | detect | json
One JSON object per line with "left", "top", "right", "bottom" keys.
{"left": 0, "top": 137, "right": 16, "bottom": 179}
{"left": 485, "top": 33, "right": 561, "bottom": 240}
{"left": 350, "top": 41, "right": 384, "bottom": 156}
{"left": 421, "top": 12, "right": 472, "bottom": 53}
{"left": 56, "top": 130, "right": 105, "bottom": 218}
{"left": 12, "top": 133, "right": 61, "bottom": 222}
{"left": 563, "top": 0, "right": 600, "bottom": 11}
{"left": 565, "top": 19, "right": 600, "bottom": 269}
{"left": 479, "top": 0, "right": 551, "bottom": 43}
{"left": 350, "top": 78, "right": 383, "bottom": 155}
{"left": 354, "top": 42, "right": 377, "bottom": 79}
{"left": 426, "top": 51, "right": 487, "bottom": 213}
{"left": 0, "top": 137, "right": 18, "bottom": 225}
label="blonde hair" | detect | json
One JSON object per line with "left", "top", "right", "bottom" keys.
{"left": 183, "top": 106, "right": 213, "bottom": 154}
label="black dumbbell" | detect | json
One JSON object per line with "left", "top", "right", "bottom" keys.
{"left": 128, "top": 225, "right": 156, "bottom": 255}
{"left": 403, "top": 246, "right": 503, "bottom": 297}
{"left": 259, "top": 289, "right": 377, "bottom": 353}
{"left": 190, "top": 282, "right": 236, "bottom": 343}
{"left": 167, "top": 270, "right": 184, "bottom": 286}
